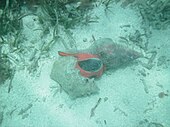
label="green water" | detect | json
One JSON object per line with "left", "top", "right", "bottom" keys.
{"left": 0, "top": 0, "right": 170, "bottom": 127}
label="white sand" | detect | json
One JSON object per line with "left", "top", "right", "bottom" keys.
{"left": 0, "top": 2, "right": 170, "bottom": 127}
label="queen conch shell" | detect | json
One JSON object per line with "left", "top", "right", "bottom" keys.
{"left": 50, "top": 38, "right": 142, "bottom": 99}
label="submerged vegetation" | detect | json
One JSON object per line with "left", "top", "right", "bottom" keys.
{"left": 0, "top": 0, "right": 21, "bottom": 85}
{"left": 137, "top": 0, "right": 170, "bottom": 30}
{"left": 37, "top": 0, "right": 98, "bottom": 30}
{"left": 0, "top": 0, "right": 22, "bottom": 36}
{"left": 0, "top": 51, "right": 12, "bottom": 85}
{"left": 114, "top": 0, "right": 170, "bottom": 30}
{"left": 0, "top": 0, "right": 99, "bottom": 84}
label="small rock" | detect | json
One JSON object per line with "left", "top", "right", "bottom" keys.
{"left": 83, "top": 38, "right": 87, "bottom": 42}
{"left": 104, "top": 97, "right": 108, "bottom": 102}
{"left": 158, "top": 92, "right": 168, "bottom": 98}
{"left": 157, "top": 56, "right": 166, "bottom": 66}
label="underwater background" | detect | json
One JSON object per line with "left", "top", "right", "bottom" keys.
{"left": 0, "top": 0, "right": 170, "bottom": 127}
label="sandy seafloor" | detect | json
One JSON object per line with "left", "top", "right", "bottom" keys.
{"left": 0, "top": 2, "right": 170, "bottom": 127}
